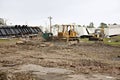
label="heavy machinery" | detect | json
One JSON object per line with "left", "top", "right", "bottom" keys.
{"left": 89, "top": 27, "right": 105, "bottom": 41}
{"left": 55, "top": 24, "right": 79, "bottom": 42}
{"left": 42, "top": 32, "right": 53, "bottom": 41}
{"left": 42, "top": 24, "right": 79, "bottom": 43}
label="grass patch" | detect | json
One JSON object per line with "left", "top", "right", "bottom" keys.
{"left": 0, "top": 39, "right": 10, "bottom": 42}
{"left": 103, "top": 36, "right": 120, "bottom": 46}
{"left": 105, "top": 41, "right": 120, "bottom": 46}
{"left": 80, "top": 38, "right": 96, "bottom": 44}
{"left": 80, "top": 38, "right": 89, "bottom": 42}
{"left": 0, "top": 38, "right": 19, "bottom": 44}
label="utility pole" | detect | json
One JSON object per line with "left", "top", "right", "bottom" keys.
{"left": 48, "top": 16, "right": 52, "bottom": 33}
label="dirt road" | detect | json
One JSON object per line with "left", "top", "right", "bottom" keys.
{"left": 0, "top": 40, "right": 120, "bottom": 80}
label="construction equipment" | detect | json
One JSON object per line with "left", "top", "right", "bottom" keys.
{"left": 42, "top": 24, "right": 79, "bottom": 43}
{"left": 42, "top": 32, "right": 53, "bottom": 41}
{"left": 56, "top": 24, "right": 79, "bottom": 42}
{"left": 89, "top": 28, "right": 105, "bottom": 41}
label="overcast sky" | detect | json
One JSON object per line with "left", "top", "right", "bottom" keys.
{"left": 0, "top": 0, "right": 120, "bottom": 26}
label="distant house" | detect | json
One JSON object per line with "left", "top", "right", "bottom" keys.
{"left": 75, "top": 25, "right": 96, "bottom": 37}
{"left": 52, "top": 24, "right": 120, "bottom": 37}
{"left": 76, "top": 26, "right": 88, "bottom": 36}
{"left": 104, "top": 24, "right": 120, "bottom": 37}
{"left": 76, "top": 24, "right": 120, "bottom": 37}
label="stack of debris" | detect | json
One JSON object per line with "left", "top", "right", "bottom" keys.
{"left": 0, "top": 25, "right": 42, "bottom": 38}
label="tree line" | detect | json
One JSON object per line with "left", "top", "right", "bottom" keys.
{"left": 86, "top": 22, "right": 117, "bottom": 28}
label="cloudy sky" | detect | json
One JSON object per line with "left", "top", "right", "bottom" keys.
{"left": 0, "top": 0, "right": 120, "bottom": 26}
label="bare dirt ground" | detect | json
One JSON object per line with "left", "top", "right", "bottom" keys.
{"left": 0, "top": 39, "right": 120, "bottom": 80}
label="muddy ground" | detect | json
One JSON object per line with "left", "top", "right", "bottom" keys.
{"left": 0, "top": 39, "right": 120, "bottom": 80}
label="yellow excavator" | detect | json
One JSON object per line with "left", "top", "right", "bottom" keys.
{"left": 89, "top": 27, "right": 105, "bottom": 41}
